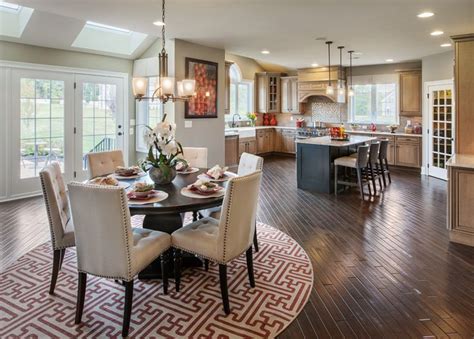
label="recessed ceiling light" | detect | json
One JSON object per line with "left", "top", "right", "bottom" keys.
{"left": 417, "top": 12, "right": 434, "bottom": 18}
{"left": 385, "top": 59, "right": 394, "bottom": 62}
{"left": 311, "top": 63, "right": 319, "bottom": 67}
{"left": 431, "top": 30, "right": 444, "bottom": 36}
{"left": 261, "top": 50, "right": 270, "bottom": 54}
{"left": 440, "top": 43, "right": 452, "bottom": 47}
{"left": 153, "top": 21, "right": 165, "bottom": 26}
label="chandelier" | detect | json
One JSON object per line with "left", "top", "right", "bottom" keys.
{"left": 132, "top": 0, "right": 196, "bottom": 102}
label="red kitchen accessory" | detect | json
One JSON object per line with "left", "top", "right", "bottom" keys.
{"left": 263, "top": 114, "right": 270, "bottom": 126}
{"left": 270, "top": 114, "right": 277, "bottom": 126}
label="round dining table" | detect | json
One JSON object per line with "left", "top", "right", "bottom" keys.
{"left": 121, "top": 168, "right": 229, "bottom": 279}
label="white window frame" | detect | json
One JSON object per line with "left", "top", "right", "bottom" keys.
{"left": 349, "top": 74, "right": 399, "bottom": 125}
{"left": 227, "top": 64, "right": 253, "bottom": 119}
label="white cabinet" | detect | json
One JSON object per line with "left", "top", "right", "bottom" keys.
{"left": 281, "top": 76, "right": 300, "bottom": 113}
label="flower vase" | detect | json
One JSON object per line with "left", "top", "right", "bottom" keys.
{"left": 270, "top": 114, "right": 277, "bottom": 126}
{"left": 148, "top": 164, "right": 176, "bottom": 185}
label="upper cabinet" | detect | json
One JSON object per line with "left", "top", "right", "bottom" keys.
{"left": 256, "top": 72, "right": 282, "bottom": 113}
{"left": 399, "top": 70, "right": 421, "bottom": 116}
{"left": 281, "top": 76, "right": 301, "bottom": 114}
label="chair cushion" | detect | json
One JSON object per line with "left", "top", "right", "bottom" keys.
{"left": 131, "top": 228, "right": 171, "bottom": 275}
{"left": 171, "top": 217, "right": 220, "bottom": 262}
{"left": 199, "top": 206, "right": 221, "bottom": 219}
{"left": 334, "top": 156, "right": 357, "bottom": 168}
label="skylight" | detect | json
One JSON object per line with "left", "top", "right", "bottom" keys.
{"left": 72, "top": 21, "right": 148, "bottom": 56}
{"left": 0, "top": 1, "right": 34, "bottom": 38}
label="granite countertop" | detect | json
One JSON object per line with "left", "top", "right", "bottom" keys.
{"left": 446, "top": 154, "right": 474, "bottom": 169}
{"left": 347, "top": 130, "right": 422, "bottom": 137}
{"left": 296, "top": 135, "right": 377, "bottom": 147}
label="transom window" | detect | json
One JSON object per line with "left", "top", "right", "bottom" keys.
{"left": 349, "top": 74, "right": 399, "bottom": 125}
{"left": 229, "top": 64, "right": 253, "bottom": 117}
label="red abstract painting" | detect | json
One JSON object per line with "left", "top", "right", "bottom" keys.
{"left": 185, "top": 58, "right": 218, "bottom": 118}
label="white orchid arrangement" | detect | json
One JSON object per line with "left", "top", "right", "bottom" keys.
{"left": 140, "top": 114, "right": 184, "bottom": 170}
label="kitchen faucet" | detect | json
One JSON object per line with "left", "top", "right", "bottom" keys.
{"left": 231, "top": 114, "right": 240, "bottom": 128}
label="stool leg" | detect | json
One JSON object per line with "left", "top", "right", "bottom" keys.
{"left": 334, "top": 165, "right": 338, "bottom": 195}
{"left": 385, "top": 159, "right": 392, "bottom": 183}
{"left": 369, "top": 163, "right": 377, "bottom": 196}
{"left": 365, "top": 168, "right": 372, "bottom": 196}
{"left": 356, "top": 168, "right": 364, "bottom": 200}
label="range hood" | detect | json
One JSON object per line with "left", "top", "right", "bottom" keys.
{"left": 297, "top": 66, "right": 346, "bottom": 103}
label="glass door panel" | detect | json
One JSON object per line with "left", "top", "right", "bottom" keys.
{"left": 428, "top": 83, "right": 455, "bottom": 180}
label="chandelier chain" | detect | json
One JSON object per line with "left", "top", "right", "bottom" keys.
{"left": 161, "top": 0, "right": 166, "bottom": 52}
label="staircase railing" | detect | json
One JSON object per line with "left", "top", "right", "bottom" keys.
{"left": 83, "top": 137, "right": 116, "bottom": 168}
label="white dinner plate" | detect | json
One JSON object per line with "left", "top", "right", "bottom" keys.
{"left": 128, "top": 190, "right": 168, "bottom": 205}
{"left": 197, "top": 171, "right": 237, "bottom": 182}
{"left": 113, "top": 172, "right": 147, "bottom": 180}
{"left": 177, "top": 167, "right": 199, "bottom": 175}
{"left": 180, "top": 187, "right": 225, "bottom": 199}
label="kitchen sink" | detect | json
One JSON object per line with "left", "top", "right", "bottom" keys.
{"left": 225, "top": 127, "right": 256, "bottom": 138}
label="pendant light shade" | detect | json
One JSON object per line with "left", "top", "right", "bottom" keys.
{"left": 348, "top": 50, "right": 354, "bottom": 97}
{"left": 337, "top": 46, "right": 345, "bottom": 98}
{"left": 325, "top": 41, "right": 333, "bottom": 95}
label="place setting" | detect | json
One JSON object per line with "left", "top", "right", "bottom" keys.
{"left": 87, "top": 174, "right": 131, "bottom": 188}
{"left": 197, "top": 164, "right": 237, "bottom": 182}
{"left": 175, "top": 159, "right": 199, "bottom": 175}
{"left": 112, "top": 165, "right": 147, "bottom": 180}
{"left": 180, "top": 179, "right": 225, "bottom": 199}
{"left": 127, "top": 182, "right": 168, "bottom": 205}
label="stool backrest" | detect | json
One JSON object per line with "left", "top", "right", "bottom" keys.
{"left": 356, "top": 144, "right": 370, "bottom": 168}
{"left": 379, "top": 139, "right": 389, "bottom": 160}
{"left": 368, "top": 141, "right": 381, "bottom": 164}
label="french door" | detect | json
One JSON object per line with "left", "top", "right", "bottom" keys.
{"left": 9, "top": 69, "right": 126, "bottom": 198}
{"left": 427, "top": 81, "right": 454, "bottom": 180}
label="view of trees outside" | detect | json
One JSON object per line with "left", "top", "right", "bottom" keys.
{"left": 147, "top": 78, "right": 161, "bottom": 127}
{"left": 351, "top": 83, "right": 397, "bottom": 124}
{"left": 20, "top": 78, "right": 65, "bottom": 178}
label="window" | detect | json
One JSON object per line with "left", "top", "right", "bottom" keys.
{"left": 229, "top": 64, "right": 253, "bottom": 117}
{"left": 349, "top": 74, "right": 398, "bottom": 124}
{"left": 136, "top": 77, "right": 162, "bottom": 152}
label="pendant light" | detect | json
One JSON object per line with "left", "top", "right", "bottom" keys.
{"left": 337, "top": 46, "right": 345, "bottom": 97}
{"left": 348, "top": 50, "right": 354, "bottom": 96}
{"left": 132, "top": 0, "right": 195, "bottom": 102}
{"left": 325, "top": 41, "right": 334, "bottom": 95}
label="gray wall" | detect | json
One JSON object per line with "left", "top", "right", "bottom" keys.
{"left": 422, "top": 51, "right": 453, "bottom": 83}
{"left": 0, "top": 41, "right": 137, "bottom": 163}
{"left": 173, "top": 39, "right": 225, "bottom": 166}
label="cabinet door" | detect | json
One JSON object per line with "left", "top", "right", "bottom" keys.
{"left": 256, "top": 130, "right": 266, "bottom": 154}
{"left": 396, "top": 142, "right": 420, "bottom": 167}
{"left": 266, "top": 130, "right": 274, "bottom": 152}
{"left": 290, "top": 78, "right": 299, "bottom": 112}
{"left": 238, "top": 141, "right": 246, "bottom": 158}
{"left": 400, "top": 71, "right": 421, "bottom": 116}
{"left": 257, "top": 75, "right": 267, "bottom": 113}
{"left": 281, "top": 78, "right": 291, "bottom": 113}
{"left": 224, "top": 62, "right": 233, "bottom": 115}
{"left": 274, "top": 129, "right": 282, "bottom": 152}
{"left": 247, "top": 140, "right": 257, "bottom": 154}
{"left": 387, "top": 142, "right": 396, "bottom": 165}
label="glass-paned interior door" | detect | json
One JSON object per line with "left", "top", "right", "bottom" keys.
{"left": 74, "top": 75, "right": 125, "bottom": 181}
{"left": 428, "top": 82, "right": 454, "bottom": 180}
{"left": 10, "top": 69, "right": 74, "bottom": 198}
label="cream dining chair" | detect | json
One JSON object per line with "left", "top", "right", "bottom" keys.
{"left": 181, "top": 147, "right": 208, "bottom": 168}
{"left": 172, "top": 171, "right": 263, "bottom": 315}
{"left": 67, "top": 182, "right": 172, "bottom": 337}
{"left": 201, "top": 152, "right": 263, "bottom": 252}
{"left": 39, "top": 162, "right": 75, "bottom": 295}
{"left": 86, "top": 150, "right": 125, "bottom": 179}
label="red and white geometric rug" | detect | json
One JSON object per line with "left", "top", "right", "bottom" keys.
{"left": 0, "top": 222, "right": 313, "bottom": 338}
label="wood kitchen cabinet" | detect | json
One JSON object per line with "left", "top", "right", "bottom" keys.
{"left": 239, "top": 138, "right": 256, "bottom": 158}
{"left": 256, "top": 129, "right": 274, "bottom": 154}
{"left": 399, "top": 70, "right": 422, "bottom": 116}
{"left": 256, "top": 72, "right": 283, "bottom": 113}
{"left": 395, "top": 136, "right": 421, "bottom": 168}
{"left": 281, "top": 76, "right": 300, "bottom": 114}
{"left": 274, "top": 129, "right": 283, "bottom": 152}
{"left": 225, "top": 135, "right": 239, "bottom": 166}
{"left": 281, "top": 129, "right": 296, "bottom": 154}
{"left": 224, "top": 61, "right": 233, "bottom": 115}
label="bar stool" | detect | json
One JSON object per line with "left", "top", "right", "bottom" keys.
{"left": 334, "top": 144, "right": 371, "bottom": 199}
{"left": 378, "top": 139, "right": 392, "bottom": 187}
{"left": 367, "top": 141, "right": 383, "bottom": 195}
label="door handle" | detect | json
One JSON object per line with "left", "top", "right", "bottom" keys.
{"left": 118, "top": 125, "right": 122, "bottom": 129}
{"left": 118, "top": 132, "right": 123, "bottom": 136}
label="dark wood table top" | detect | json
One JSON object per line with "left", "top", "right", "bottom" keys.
{"left": 122, "top": 169, "right": 228, "bottom": 215}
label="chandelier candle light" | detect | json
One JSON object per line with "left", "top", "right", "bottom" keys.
{"left": 325, "top": 41, "right": 334, "bottom": 95}
{"left": 132, "top": 0, "right": 196, "bottom": 102}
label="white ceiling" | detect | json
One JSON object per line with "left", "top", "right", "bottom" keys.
{"left": 7, "top": 0, "right": 474, "bottom": 67}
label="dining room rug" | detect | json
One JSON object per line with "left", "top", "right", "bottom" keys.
{"left": 0, "top": 221, "right": 313, "bottom": 338}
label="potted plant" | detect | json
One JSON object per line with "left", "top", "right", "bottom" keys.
{"left": 247, "top": 112, "right": 257, "bottom": 127}
{"left": 140, "top": 114, "right": 184, "bottom": 185}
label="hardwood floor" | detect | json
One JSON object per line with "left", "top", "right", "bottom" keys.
{"left": 1, "top": 155, "right": 473, "bottom": 338}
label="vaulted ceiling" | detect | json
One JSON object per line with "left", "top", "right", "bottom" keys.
{"left": 4, "top": 0, "right": 474, "bottom": 67}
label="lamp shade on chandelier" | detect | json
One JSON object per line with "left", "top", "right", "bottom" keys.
{"left": 325, "top": 41, "right": 334, "bottom": 96}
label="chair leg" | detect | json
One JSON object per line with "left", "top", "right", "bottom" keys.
{"left": 334, "top": 165, "right": 338, "bottom": 195}
{"left": 49, "top": 249, "right": 62, "bottom": 294}
{"left": 385, "top": 159, "right": 392, "bottom": 183}
{"left": 174, "top": 249, "right": 182, "bottom": 292}
{"left": 356, "top": 168, "right": 364, "bottom": 200}
{"left": 219, "top": 264, "right": 230, "bottom": 315}
{"left": 253, "top": 222, "right": 259, "bottom": 253}
{"left": 59, "top": 248, "right": 66, "bottom": 270}
{"left": 192, "top": 211, "right": 198, "bottom": 222}
{"left": 161, "top": 250, "right": 169, "bottom": 295}
{"left": 122, "top": 280, "right": 134, "bottom": 338}
{"left": 246, "top": 247, "right": 256, "bottom": 288}
{"left": 204, "top": 259, "right": 209, "bottom": 271}
{"left": 75, "top": 272, "right": 87, "bottom": 324}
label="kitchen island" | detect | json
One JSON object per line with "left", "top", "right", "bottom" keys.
{"left": 296, "top": 135, "right": 377, "bottom": 193}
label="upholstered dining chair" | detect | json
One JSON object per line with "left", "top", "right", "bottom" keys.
{"left": 202, "top": 152, "right": 263, "bottom": 252}
{"left": 86, "top": 150, "right": 125, "bottom": 179}
{"left": 172, "top": 171, "right": 263, "bottom": 315}
{"left": 181, "top": 147, "right": 208, "bottom": 168}
{"left": 39, "top": 162, "right": 75, "bottom": 295}
{"left": 67, "top": 182, "right": 171, "bottom": 337}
